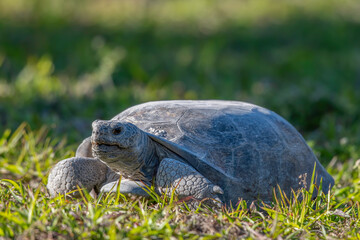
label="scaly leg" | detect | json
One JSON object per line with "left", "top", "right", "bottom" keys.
{"left": 47, "top": 157, "right": 111, "bottom": 197}
{"left": 156, "top": 158, "right": 224, "bottom": 208}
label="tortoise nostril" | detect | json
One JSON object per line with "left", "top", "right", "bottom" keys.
{"left": 112, "top": 127, "right": 122, "bottom": 135}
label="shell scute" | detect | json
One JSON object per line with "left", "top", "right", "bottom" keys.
{"left": 177, "top": 109, "right": 242, "bottom": 147}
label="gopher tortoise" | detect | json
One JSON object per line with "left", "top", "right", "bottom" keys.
{"left": 47, "top": 100, "right": 334, "bottom": 207}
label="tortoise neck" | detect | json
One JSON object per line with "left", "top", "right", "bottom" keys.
{"left": 138, "top": 134, "right": 160, "bottom": 182}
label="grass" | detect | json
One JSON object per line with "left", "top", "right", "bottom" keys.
{"left": 1, "top": 125, "right": 359, "bottom": 239}
{"left": 1, "top": 0, "right": 360, "bottom": 238}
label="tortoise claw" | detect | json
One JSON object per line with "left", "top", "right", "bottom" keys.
{"left": 212, "top": 185, "right": 224, "bottom": 195}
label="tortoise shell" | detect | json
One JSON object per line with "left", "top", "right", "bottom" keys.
{"left": 112, "top": 100, "right": 334, "bottom": 202}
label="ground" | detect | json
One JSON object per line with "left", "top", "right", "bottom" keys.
{"left": 0, "top": 0, "right": 360, "bottom": 239}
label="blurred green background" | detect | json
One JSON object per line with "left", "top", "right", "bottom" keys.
{"left": 1, "top": 0, "right": 359, "bottom": 164}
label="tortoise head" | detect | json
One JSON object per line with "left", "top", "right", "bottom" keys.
{"left": 91, "top": 120, "right": 151, "bottom": 179}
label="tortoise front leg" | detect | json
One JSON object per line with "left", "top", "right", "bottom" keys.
{"left": 156, "top": 158, "right": 224, "bottom": 208}
{"left": 47, "top": 137, "right": 113, "bottom": 197}
{"left": 47, "top": 157, "right": 113, "bottom": 197}
{"left": 48, "top": 137, "right": 151, "bottom": 198}
{"left": 100, "top": 179, "right": 150, "bottom": 197}
{"left": 47, "top": 156, "right": 151, "bottom": 198}
{"left": 75, "top": 136, "right": 93, "bottom": 158}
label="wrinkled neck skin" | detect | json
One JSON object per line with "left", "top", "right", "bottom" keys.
{"left": 137, "top": 135, "right": 160, "bottom": 182}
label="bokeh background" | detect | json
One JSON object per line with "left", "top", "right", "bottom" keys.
{"left": 1, "top": 0, "right": 360, "bottom": 165}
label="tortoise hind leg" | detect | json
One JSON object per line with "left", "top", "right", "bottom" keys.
{"left": 156, "top": 158, "right": 224, "bottom": 208}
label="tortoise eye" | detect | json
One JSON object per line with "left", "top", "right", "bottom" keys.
{"left": 112, "top": 127, "right": 122, "bottom": 135}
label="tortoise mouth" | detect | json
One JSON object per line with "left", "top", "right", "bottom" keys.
{"left": 92, "top": 142, "right": 125, "bottom": 162}
{"left": 92, "top": 141, "right": 125, "bottom": 150}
